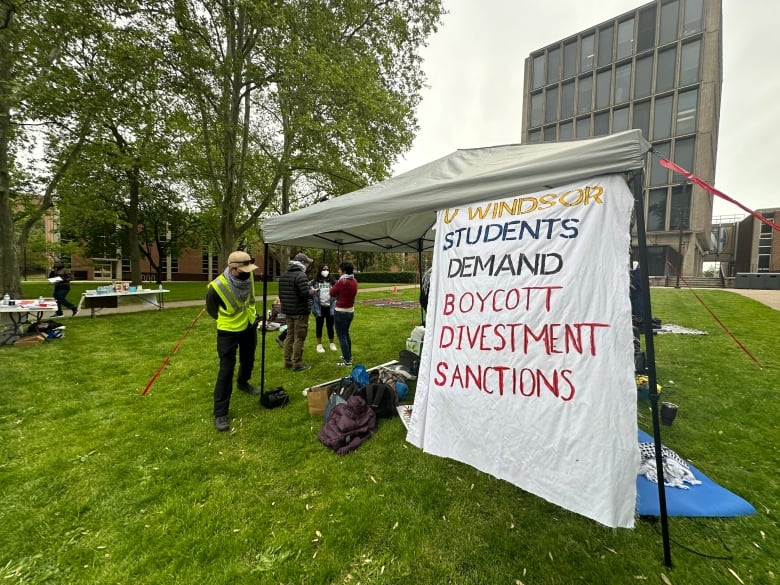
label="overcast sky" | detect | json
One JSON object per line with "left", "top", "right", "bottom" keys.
{"left": 393, "top": 0, "right": 779, "bottom": 219}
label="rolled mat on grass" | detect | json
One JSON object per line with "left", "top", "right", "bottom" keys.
{"left": 359, "top": 298, "right": 420, "bottom": 309}
{"left": 635, "top": 429, "right": 755, "bottom": 517}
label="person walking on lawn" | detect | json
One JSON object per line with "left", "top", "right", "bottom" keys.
{"left": 49, "top": 260, "right": 79, "bottom": 317}
{"left": 278, "top": 252, "right": 314, "bottom": 372}
{"left": 330, "top": 261, "right": 358, "bottom": 367}
{"left": 206, "top": 251, "right": 261, "bottom": 432}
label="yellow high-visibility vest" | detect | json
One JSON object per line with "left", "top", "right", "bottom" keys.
{"left": 208, "top": 275, "right": 256, "bottom": 332}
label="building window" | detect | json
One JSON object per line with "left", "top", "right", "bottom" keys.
{"left": 594, "top": 112, "right": 610, "bottom": 136}
{"left": 758, "top": 216, "right": 773, "bottom": 271}
{"left": 674, "top": 136, "right": 695, "bottom": 172}
{"left": 530, "top": 92, "right": 543, "bottom": 127}
{"left": 613, "top": 106, "right": 629, "bottom": 132}
{"left": 577, "top": 73, "right": 593, "bottom": 113}
{"left": 598, "top": 25, "right": 614, "bottom": 67}
{"left": 646, "top": 246, "right": 667, "bottom": 276}
{"left": 653, "top": 95, "right": 674, "bottom": 139}
{"left": 543, "top": 125, "right": 557, "bottom": 141}
{"left": 202, "top": 250, "right": 220, "bottom": 274}
{"left": 636, "top": 4, "right": 657, "bottom": 52}
{"left": 547, "top": 46, "right": 561, "bottom": 83}
{"left": 561, "top": 81, "right": 575, "bottom": 118}
{"left": 529, "top": 129, "right": 542, "bottom": 143}
{"left": 632, "top": 100, "right": 651, "bottom": 140}
{"left": 559, "top": 120, "right": 573, "bottom": 139}
{"left": 659, "top": 0, "right": 680, "bottom": 45}
{"left": 647, "top": 188, "right": 668, "bottom": 231}
{"left": 581, "top": 33, "right": 595, "bottom": 71}
{"left": 614, "top": 62, "right": 631, "bottom": 104}
{"left": 669, "top": 184, "right": 691, "bottom": 230}
{"left": 616, "top": 18, "right": 634, "bottom": 59}
{"left": 576, "top": 115, "right": 591, "bottom": 138}
{"left": 532, "top": 54, "right": 545, "bottom": 89}
{"left": 634, "top": 54, "right": 654, "bottom": 99}
{"left": 650, "top": 141, "right": 671, "bottom": 186}
{"left": 683, "top": 0, "right": 704, "bottom": 36}
{"left": 679, "top": 40, "right": 701, "bottom": 86}
{"left": 545, "top": 85, "right": 559, "bottom": 123}
{"left": 595, "top": 69, "right": 611, "bottom": 109}
{"left": 563, "top": 41, "right": 577, "bottom": 78}
{"left": 675, "top": 89, "right": 698, "bottom": 134}
{"left": 656, "top": 46, "right": 677, "bottom": 92}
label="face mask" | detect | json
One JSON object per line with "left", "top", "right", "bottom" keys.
{"left": 321, "top": 270, "right": 329, "bottom": 277}
{"left": 236, "top": 271, "right": 251, "bottom": 281}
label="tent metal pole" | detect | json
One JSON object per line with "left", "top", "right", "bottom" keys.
{"left": 259, "top": 242, "right": 270, "bottom": 396}
{"left": 417, "top": 240, "right": 424, "bottom": 324}
{"left": 631, "top": 171, "right": 672, "bottom": 568}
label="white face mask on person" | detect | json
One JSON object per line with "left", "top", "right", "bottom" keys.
{"left": 321, "top": 270, "right": 329, "bottom": 277}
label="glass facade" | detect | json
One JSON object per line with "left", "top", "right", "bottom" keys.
{"left": 526, "top": 0, "right": 710, "bottom": 254}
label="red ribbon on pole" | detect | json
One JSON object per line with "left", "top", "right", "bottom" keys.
{"left": 658, "top": 157, "right": 780, "bottom": 232}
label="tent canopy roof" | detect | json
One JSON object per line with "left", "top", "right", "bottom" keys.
{"left": 262, "top": 130, "right": 651, "bottom": 253}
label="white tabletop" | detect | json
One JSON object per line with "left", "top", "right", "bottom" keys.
{"left": 82, "top": 289, "right": 170, "bottom": 298}
{"left": 0, "top": 301, "right": 59, "bottom": 313}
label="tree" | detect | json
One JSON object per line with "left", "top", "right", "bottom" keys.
{"left": 168, "top": 0, "right": 444, "bottom": 265}
{"left": 0, "top": 0, "right": 114, "bottom": 296}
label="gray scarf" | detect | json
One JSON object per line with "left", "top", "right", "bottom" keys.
{"left": 223, "top": 267, "right": 252, "bottom": 302}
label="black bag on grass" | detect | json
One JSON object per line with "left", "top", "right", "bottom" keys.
{"left": 260, "top": 386, "right": 289, "bottom": 409}
{"left": 398, "top": 350, "right": 420, "bottom": 375}
{"left": 363, "top": 383, "right": 398, "bottom": 419}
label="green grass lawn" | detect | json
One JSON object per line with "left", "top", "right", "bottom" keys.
{"left": 1, "top": 287, "right": 777, "bottom": 584}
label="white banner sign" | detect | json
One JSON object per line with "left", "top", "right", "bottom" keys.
{"left": 407, "top": 174, "right": 639, "bottom": 528}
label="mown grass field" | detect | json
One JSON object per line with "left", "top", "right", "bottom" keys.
{"left": 1, "top": 285, "right": 777, "bottom": 584}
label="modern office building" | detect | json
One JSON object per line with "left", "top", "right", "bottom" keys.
{"left": 522, "top": 0, "right": 722, "bottom": 277}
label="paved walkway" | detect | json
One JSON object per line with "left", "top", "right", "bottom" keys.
{"left": 722, "top": 288, "right": 780, "bottom": 311}
{"left": 69, "top": 284, "right": 779, "bottom": 317}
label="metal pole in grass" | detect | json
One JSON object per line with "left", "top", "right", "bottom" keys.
{"left": 631, "top": 170, "right": 672, "bottom": 567}
{"left": 259, "top": 242, "right": 271, "bottom": 397}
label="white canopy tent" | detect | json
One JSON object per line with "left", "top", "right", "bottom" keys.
{"left": 258, "top": 128, "right": 675, "bottom": 558}
{"left": 262, "top": 130, "right": 651, "bottom": 252}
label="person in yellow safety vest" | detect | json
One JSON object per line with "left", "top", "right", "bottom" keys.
{"left": 205, "top": 251, "right": 260, "bottom": 432}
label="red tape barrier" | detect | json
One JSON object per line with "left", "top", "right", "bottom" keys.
{"left": 658, "top": 157, "right": 780, "bottom": 233}
{"left": 666, "top": 262, "right": 762, "bottom": 369}
{"left": 142, "top": 308, "right": 206, "bottom": 396}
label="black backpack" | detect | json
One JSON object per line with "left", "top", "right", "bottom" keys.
{"left": 362, "top": 383, "right": 398, "bottom": 419}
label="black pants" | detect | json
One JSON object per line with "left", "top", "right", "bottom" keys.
{"left": 53, "top": 286, "right": 77, "bottom": 312}
{"left": 213, "top": 323, "right": 257, "bottom": 417}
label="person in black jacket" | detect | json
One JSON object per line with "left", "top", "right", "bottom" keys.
{"left": 278, "top": 253, "right": 314, "bottom": 372}
{"left": 49, "top": 260, "right": 79, "bottom": 317}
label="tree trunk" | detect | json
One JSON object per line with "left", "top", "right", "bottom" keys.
{"left": 0, "top": 8, "right": 21, "bottom": 297}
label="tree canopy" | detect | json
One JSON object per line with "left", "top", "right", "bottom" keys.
{"left": 0, "top": 0, "right": 444, "bottom": 295}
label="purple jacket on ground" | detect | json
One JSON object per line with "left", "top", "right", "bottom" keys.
{"left": 317, "top": 396, "right": 377, "bottom": 455}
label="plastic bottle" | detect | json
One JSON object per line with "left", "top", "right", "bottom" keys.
{"left": 38, "top": 295, "right": 44, "bottom": 305}
{"left": 2, "top": 293, "right": 9, "bottom": 306}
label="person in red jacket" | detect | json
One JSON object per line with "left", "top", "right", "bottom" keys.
{"left": 329, "top": 261, "right": 358, "bottom": 367}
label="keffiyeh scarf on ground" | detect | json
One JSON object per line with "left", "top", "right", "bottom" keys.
{"left": 639, "top": 442, "right": 702, "bottom": 489}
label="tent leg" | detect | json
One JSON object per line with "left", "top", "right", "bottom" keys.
{"left": 417, "top": 240, "right": 425, "bottom": 324}
{"left": 631, "top": 171, "right": 672, "bottom": 568}
{"left": 259, "top": 242, "right": 270, "bottom": 396}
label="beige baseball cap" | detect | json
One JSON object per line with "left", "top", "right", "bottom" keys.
{"left": 228, "top": 251, "right": 259, "bottom": 272}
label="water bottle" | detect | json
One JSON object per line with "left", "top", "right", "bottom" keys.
{"left": 38, "top": 295, "right": 44, "bottom": 305}
{"left": 2, "top": 293, "right": 9, "bottom": 306}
